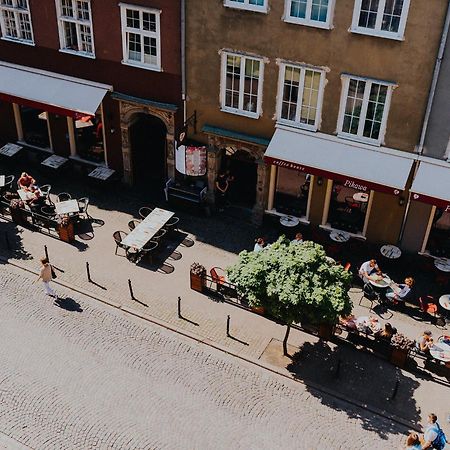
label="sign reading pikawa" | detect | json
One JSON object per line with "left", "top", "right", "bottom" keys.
{"left": 264, "top": 155, "right": 402, "bottom": 196}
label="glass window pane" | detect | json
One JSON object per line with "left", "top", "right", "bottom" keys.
{"left": 126, "top": 9, "right": 140, "bottom": 29}
{"left": 358, "top": 0, "right": 379, "bottom": 29}
{"left": 311, "top": 0, "right": 329, "bottom": 22}
{"left": 290, "top": 0, "right": 307, "bottom": 19}
{"left": 381, "top": 0, "right": 403, "bottom": 32}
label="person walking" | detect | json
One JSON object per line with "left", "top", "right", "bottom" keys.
{"left": 36, "top": 257, "right": 57, "bottom": 297}
{"left": 421, "top": 413, "right": 447, "bottom": 449}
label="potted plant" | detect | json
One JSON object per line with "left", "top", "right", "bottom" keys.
{"left": 390, "top": 333, "right": 413, "bottom": 368}
{"left": 9, "top": 198, "right": 26, "bottom": 225}
{"left": 190, "top": 262, "right": 206, "bottom": 293}
{"left": 57, "top": 215, "right": 75, "bottom": 243}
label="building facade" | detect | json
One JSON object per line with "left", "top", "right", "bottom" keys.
{"left": 401, "top": 11, "right": 450, "bottom": 258}
{"left": 185, "top": 0, "right": 448, "bottom": 248}
{"left": 0, "top": 0, "right": 182, "bottom": 190}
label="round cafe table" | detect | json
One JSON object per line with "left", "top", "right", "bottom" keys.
{"left": 434, "top": 257, "right": 450, "bottom": 272}
{"left": 439, "top": 295, "right": 450, "bottom": 323}
{"left": 430, "top": 337, "right": 450, "bottom": 364}
{"left": 353, "top": 192, "right": 369, "bottom": 203}
{"left": 380, "top": 244, "right": 402, "bottom": 259}
{"left": 369, "top": 274, "right": 391, "bottom": 289}
{"left": 356, "top": 316, "right": 381, "bottom": 334}
{"left": 279, "top": 215, "right": 300, "bottom": 227}
{"left": 330, "top": 230, "right": 350, "bottom": 243}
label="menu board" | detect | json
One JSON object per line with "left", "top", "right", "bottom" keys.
{"left": 185, "top": 146, "right": 207, "bottom": 176}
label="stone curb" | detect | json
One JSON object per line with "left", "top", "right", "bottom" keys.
{"left": 1, "top": 256, "right": 419, "bottom": 433}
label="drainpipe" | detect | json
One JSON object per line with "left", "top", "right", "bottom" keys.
{"left": 181, "top": 0, "right": 187, "bottom": 125}
{"left": 399, "top": 2, "right": 450, "bottom": 244}
{"left": 417, "top": 1, "right": 450, "bottom": 155}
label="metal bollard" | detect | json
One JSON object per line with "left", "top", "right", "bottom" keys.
{"left": 44, "top": 245, "right": 49, "bottom": 261}
{"left": 177, "top": 296, "right": 182, "bottom": 318}
{"left": 86, "top": 262, "right": 92, "bottom": 282}
{"left": 226, "top": 315, "right": 231, "bottom": 337}
{"left": 128, "top": 279, "right": 135, "bottom": 300}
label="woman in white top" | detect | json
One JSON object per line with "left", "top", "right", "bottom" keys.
{"left": 36, "top": 257, "right": 56, "bottom": 297}
{"left": 254, "top": 237, "right": 265, "bottom": 252}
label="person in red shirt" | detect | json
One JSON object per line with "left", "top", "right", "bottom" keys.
{"left": 18, "top": 172, "right": 36, "bottom": 191}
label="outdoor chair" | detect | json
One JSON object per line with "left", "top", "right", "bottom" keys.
{"left": 57, "top": 192, "right": 71, "bottom": 202}
{"left": 138, "top": 206, "right": 153, "bottom": 219}
{"left": 141, "top": 240, "right": 159, "bottom": 264}
{"left": 128, "top": 219, "right": 141, "bottom": 232}
{"left": 164, "top": 216, "right": 180, "bottom": 233}
{"left": 113, "top": 230, "right": 132, "bottom": 258}
{"left": 419, "top": 295, "right": 440, "bottom": 323}
{"left": 153, "top": 228, "right": 167, "bottom": 242}
{"left": 78, "top": 197, "right": 91, "bottom": 219}
{"left": 3, "top": 175, "right": 14, "bottom": 192}
{"left": 210, "top": 267, "right": 226, "bottom": 289}
{"left": 358, "top": 282, "right": 380, "bottom": 311}
{"left": 39, "top": 184, "right": 51, "bottom": 202}
{"left": 41, "top": 205, "right": 56, "bottom": 218}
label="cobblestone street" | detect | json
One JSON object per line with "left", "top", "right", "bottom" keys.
{"left": 0, "top": 263, "right": 409, "bottom": 449}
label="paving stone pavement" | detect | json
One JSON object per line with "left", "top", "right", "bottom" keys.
{"left": 0, "top": 263, "right": 410, "bottom": 449}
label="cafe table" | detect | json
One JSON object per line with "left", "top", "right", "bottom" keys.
{"left": 355, "top": 316, "right": 381, "bottom": 334}
{"left": 368, "top": 274, "right": 392, "bottom": 289}
{"left": 430, "top": 337, "right": 450, "bottom": 364}
{"left": 88, "top": 166, "right": 115, "bottom": 182}
{"left": 41, "top": 154, "right": 68, "bottom": 170}
{"left": 439, "top": 295, "right": 450, "bottom": 323}
{"left": 121, "top": 207, "right": 174, "bottom": 251}
{"left": 0, "top": 175, "right": 5, "bottom": 187}
{"left": 380, "top": 244, "right": 402, "bottom": 259}
{"left": 17, "top": 188, "right": 41, "bottom": 202}
{"left": 434, "top": 257, "right": 450, "bottom": 272}
{"left": 330, "top": 230, "right": 350, "bottom": 243}
{"left": 279, "top": 215, "right": 300, "bottom": 227}
{"left": 55, "top": 199, "right": 79, "bottom": 216}
{"left": 0, "top": 143, "right": 22, "bottom": 157}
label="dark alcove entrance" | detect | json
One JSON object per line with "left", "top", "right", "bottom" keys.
{"left": 130, "top": 113, "right": 167, "bottom": 197}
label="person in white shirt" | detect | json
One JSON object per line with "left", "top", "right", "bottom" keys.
{"left": 422, "top": 413, "right": 446, "bottom": 449}
{"left": 291, "top": 233, "right": 304, "bottom": 245}
{"left": 385, "top": 277, "right": 414, "bottom": 302}
{"left": 358, "top": 259, "right": 381, "bottom": 283}
{"left": 254, "top": 237, "right": 265, "bottom": 252}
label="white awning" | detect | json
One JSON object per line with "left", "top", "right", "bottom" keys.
{"left": 264, "top": 127, "right": 414, "bottom": 195}
{"left": 0, "top": 61, "right": 111, "bottom": 117}
{"left": 410, "top": 161, "right": 450, "bottom": 209}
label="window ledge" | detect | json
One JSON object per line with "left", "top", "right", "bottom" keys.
{"left": 121, "top": 60, "right": 162, "bottom": 72}
{"left": 223, "top": 4, "right": 268, "bottom": 14}
{"left": 59, "top": 48, "right": 96, "bottom": 59}
{"left": 276, "top": 120, "right": 317, "bottom": 133}
{"left": 320, "top": 224, "right": 367, "bottom": 240}
{"left": 336, "top": 133, "right": 382, "bottom": 147}
{"left": 349, "top": 27, "right": 405, "bottom": 41}
{"left": 265, "top": 209, "right": 310, "bottom": 225}
{"left": 220, "top": 107, "right": 260, "bottom": 120}
{"left": 284, "top": 17, "right": 331, "bottom": 30}
{"left": 1, "top": 36, "right": 34, "bottom": 46}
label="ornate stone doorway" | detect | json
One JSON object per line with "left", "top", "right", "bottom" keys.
{"left": 119, "top": 99, "right": 176, "bottom": 187}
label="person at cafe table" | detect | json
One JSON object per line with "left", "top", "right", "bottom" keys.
{"left": 18, "top": 172, "right": 37, "bottom": 191}
{"left": 385, "top": 276, "right": 415, "bottom": 303}
{"left": 358, "top": 259, "right": 381, "bottom": 283}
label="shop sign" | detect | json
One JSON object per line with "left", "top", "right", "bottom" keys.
{"left": 264, "top": 155, "right": 402, "bottom": 196}
{"left": 185, "top": 146, "right": 207, "bottom": 176}
{"left": 411, "top": 192, "right": 450, "bottom": 211}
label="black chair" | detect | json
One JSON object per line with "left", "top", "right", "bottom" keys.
{"left": 153, "top": 228, "right": 167, "bottom": 242}
{"left": 57, "top": 192, "right": 71, "bottom": 202}
{"left": 359, "top": 283, "right": 380, "bottom": 311}
{"left": 78, "top": 197, "right": 90, "bottom": 219}
{"left": 113, "top": 230, "right": 131, "bottom": 257}
{"left": 41, "top": 205, "right": 56, "bottom": 218}
{"left": 140, "top": 240, "right": 159, "bottom": 264}
{"left": 128, "top": 219, "right": 141, "bottom": 232}
{"left": 139, "top": 206, "right": 153, "bottom": 219}
{"left": 3, "top": 175, "right": 14, "bottom": 192}
{"left": 39, "top": 184, "right": 51, "bottom": 201}
{"left": 164, "top": 216, "right": 180, "bottom": 233}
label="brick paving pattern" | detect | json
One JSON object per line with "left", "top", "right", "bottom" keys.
{"left": 0, "top": 264, "right": 408, "bottom": 449}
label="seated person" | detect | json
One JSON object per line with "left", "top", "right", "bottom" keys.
{"left": 18, "top": 172, "right": 36, "bottom": 191}
{"left": 291, "top": 232, "right": 304, "bottom": 245}
{"left": 375, "top": 322, "right": 397, "bottom": 342}
{"left": 358, "top": 259, "right": 381, "bottom": 283}
{"left": 405, "top": 432, "right": 421, "bottom": 450}
{"left": 416, "top": 330, "right": 433, "bottom": 354}
{"left": 254, "top": 237, "right": 265, "bottom": 252}
{"left": 385, "top": 276, "right": 414, "bottom": 303}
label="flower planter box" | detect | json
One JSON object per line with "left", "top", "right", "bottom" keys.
{"left": 190, "top": 272, "right": 205, "bottom": 293}
{"left": 10, "top": 207, "right": 26, "bottom": 226}
{"left": 390, "top": 347, "right": 409, "bottom": 368}
{"left": 57, "top": 221, "right": 75, "bottom": 243}
{"left": 318, "top": 323, "right": 335, "bottom": 340}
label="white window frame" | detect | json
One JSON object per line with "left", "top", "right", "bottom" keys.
{"left": 0, "top": 0, "right": 34, "bottom": 45}
{"left": 220, "top": 51, "right": 264, "bottom": 119}
{"left": 350, "top": 0, "right": 411, "bottom": 41}
{"left": 283, "top": 0, "right": 335, "bottom": 30}
{"left": 55, "top": 0, "right": 95, "bottom": 58}
{"left": 223, "top": 0, "right": 268, "bottom": 13}
{"left": 276, "top": 63, "right": 326, "bottom": 132}
{"left": 119, "top": 3, "right": 162, "bottom": 72}
{"left": 337, "top": 74, "right": 395, "bottom": 146}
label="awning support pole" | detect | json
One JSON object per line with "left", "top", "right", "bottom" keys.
{"left": 267, "top": 165, "right": 276, "bottom": 211}
{"left": 12, "top": 103, "right": 23, "bottom": 141}
{"left": 67, "top": 117, "right": 76, "bottom": 157}
{"left": 420, "top": 205, "right": 436, "bottom": 253}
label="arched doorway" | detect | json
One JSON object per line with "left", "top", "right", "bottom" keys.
{"left": 129, "top": 113, "right": 167, "bottom": 195}
{"left": 221, "top": 149, "right": 257, "bottom": 209}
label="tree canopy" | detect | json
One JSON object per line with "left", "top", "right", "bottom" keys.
{"left": 227, "top": 237, "right": 352, "bottom": 326}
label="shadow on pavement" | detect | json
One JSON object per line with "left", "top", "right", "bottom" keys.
{"left": 0, "top": 220, "right": 32, "bottom": 262}
{"left": 54, "top": 296, "right": 83, "bottom": 312}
